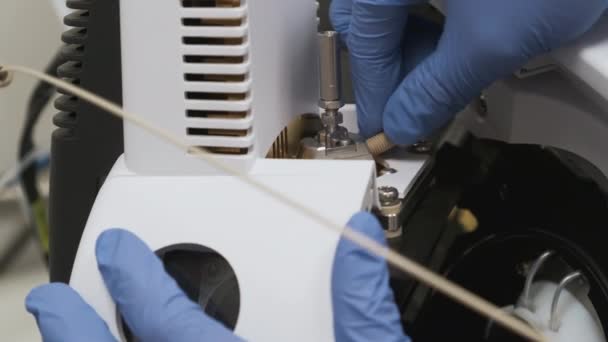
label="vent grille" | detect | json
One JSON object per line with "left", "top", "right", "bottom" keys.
{"left": 180, "top": 0, "right": 252, "bottom": 156}
{"left": 54, "top": 1, "right": 92, "bottom": 133}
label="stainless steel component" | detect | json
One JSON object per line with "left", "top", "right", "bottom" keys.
{"left": 520, "top": 251, "right": 554, "bottom": 310}
{"left": 321, "top": 110, "right": 343, "bottom": 134}
{"left": 299, "top": 134, "right": 373, "bottom": 160}
{"left": 378, "top": 186, "right": 399, "bottom": 206}
{"left": 550, "top": 271, "right": 584, "bottom": 331}
{"left": 319, "top": 115, "right": 351, "bottom": 147}
{"left": 408, "top": 140, "right": 433, "bottom": 154}
{"left": 318, "top": 31, "right": 342, "bottom": 110}
{"left": 301, "top": 30, "right": 358, "bottom": 159}
{"left": 316, "top": 31, "right": 354, "bottom": 149}
{"left": 375, "top": 186, "right": 403, "bottom": 239}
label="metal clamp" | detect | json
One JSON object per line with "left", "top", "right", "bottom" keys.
{"left": 550, "top": 271, "right": 583, "bottom": 331}
{"left": 520, "top": 251, "right": 554, "bottom": 310}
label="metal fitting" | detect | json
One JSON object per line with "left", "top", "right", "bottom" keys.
{"left": 379, "top": 186, "right": 399, "bottom": 206}
{"left": 318, "top": 31, "right": 342, "bottom": 111}
{"left": 375, "top": 186, "right": 403, "bottom": 238}
{"left": 408, "top": 140, "right": 432, "bottom": 154}
{"left": 550, "top": 271, "right": 584, "bottom": 331}
{"left": 520, "top": 251, "right": 554, "bottom": 311}
{"left": 320, "top": 110, "right": 343, "bottom": 133}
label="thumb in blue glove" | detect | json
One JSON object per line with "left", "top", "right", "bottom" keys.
{"left": 331, "top": 0, "right": 608, "bottom": 145}
{"left": 26, "top": 229, "right": 242, "bottom": 342}
{"left": 332, "top": 211, "right": 410, "bottom": 342}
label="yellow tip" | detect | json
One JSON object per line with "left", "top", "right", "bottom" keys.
{"left": 457, "top": 209, "right": 479, "bottom": 233}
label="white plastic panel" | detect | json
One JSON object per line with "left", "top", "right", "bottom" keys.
{"left": 246, "top": 0, "right": 320, "bottom": 160}
{"left": 186, "top": 134, "right": 254, "bottom": 148}
{"left": 185, "top": 97, "right": 252, "bottom": 111}
{"left": 184, "top": 79, "right": 252, "bottom": 93}
{"left": 554, "top": 14, "right": 608, "bottom": 103}
{"left": 183, "top": 62, "right": 250, "bottom": 75}
{"left": 180, "top": 25, "right": 248, "bottom": 38}
{"left": 120, "top": 0, "right": 319, "bottom": 175}
{"left": 180, "top": 6, "right": 247, "bottom": 19}
{"left": 181, "top": 44, "right": 249, "bottom": 56}
{"left": 186, "top": 116, "right": 254, "bottom": 129}
{"left": 70, "top": 157, "right": 376, "bottom": 341}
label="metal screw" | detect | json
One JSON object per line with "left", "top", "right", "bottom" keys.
{"left": 475, "top": 94, "right": 488, "bottom": 120}
{"left": 378, "top": 186, "right": 399, "bottom": 206}
{"left": 408, "top": 140, "right": 432, "bottom": 154}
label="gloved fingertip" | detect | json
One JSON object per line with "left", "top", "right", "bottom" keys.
{"left": 382, "top": 51, "right": 461, "bottom": 146}
{"left": 346, "top": 211, "right": 386, "bottom": 245}
{"left": 357, "top": 118, "right": 383, "bottom": 140}
{"left": 25, "top": 283, "right": 75, "bottom": 312}
{"left": 25, "top": 283, "right": 116, "bottom": 341}
{"left": 335, "top": 212, "right": 388, "bottom": 265}
{"left": 95, "top": 228, "right": 138, "bottom": 270}
{"left": 332, "top": 212, "right": 409, "bottom": 341}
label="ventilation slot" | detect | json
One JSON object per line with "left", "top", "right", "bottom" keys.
{"left": 190, "top": 147, "right": 249, "bottom": 155}
{"left": 185, "top": 92, "right": 247, "bottom": 101}
{"left": 186, "top": 110, "right": 248, "bottom": 119}
{"left": 183, "top": 55, "right": 244, "bottom": 64}
{"left": 184, "top": 74, "right": 246, "bottom": 82}
{"left": 187, "top": 128, "right": 248, "bottom": 137}
{"left": 182, "top": 0, "right": 241, "bottom": 8}
{"left": 180, "top": 0, "right": 252, "bottom": 156}
{"left": 183, "top": 37, "right": 244, "bottom": 45}
{"left": 182, "top": 18, "right": 243, "bottom": 27}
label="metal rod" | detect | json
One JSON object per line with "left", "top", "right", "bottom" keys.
{"left": 550, "top": 271, "right": 582, "bottom": 331}
{"left": 521, "top": 251, "right": 553, "bottom": 310}
{"left": 318, "top": 31, "right": 342, "bottom": 106}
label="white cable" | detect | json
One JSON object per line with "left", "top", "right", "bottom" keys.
{"left": 0, "top": 64, "right": 545, "bottom": 342}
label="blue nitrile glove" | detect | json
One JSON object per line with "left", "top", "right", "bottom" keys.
{"left": 332, "top": 211, "right": 410, "bottom": 342}
{"left": 26, "top": 229, "right": 243, "bottom": 342}
{"left": 26, "top": 212, "right": 408, "bottom": 342}
{"left": 330, "top": 0, "right": 608, "bottom": 145}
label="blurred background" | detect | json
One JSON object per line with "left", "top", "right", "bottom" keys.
{"left": 0, "top": 1, "right": 63, "bottom": 340}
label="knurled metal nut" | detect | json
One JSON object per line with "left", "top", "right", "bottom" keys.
{"left": 379, "top": 203, "right": 402, "bottom": 215}
{"left": 319, "top": 100, "right": 343, "bottom": 110}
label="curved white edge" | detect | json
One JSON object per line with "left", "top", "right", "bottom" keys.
{"left": 50, "top": 0, "right": 70, "bottom": 22}
{"left": 553, "top": 14, "right": 608, "bottom": 103}
{"left": 430, "top": 3, "right": 608, "bottom": 104}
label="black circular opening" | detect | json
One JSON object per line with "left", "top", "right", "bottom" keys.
{"left": 119, "top": 244, "right": 240, "bottom": 341}
{"left": 408, "top": 233, "right": 608, "bottom": 341}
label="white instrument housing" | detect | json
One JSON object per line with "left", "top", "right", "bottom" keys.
{"left": 69, "top": 1, "right": 608, "bottom": 340}
{"left": 119, "top": 0, "right": 319, "bottom": 175}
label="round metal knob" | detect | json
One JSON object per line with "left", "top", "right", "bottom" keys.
{"left": 378, "top": 186, "right": 399, "bottom": 206}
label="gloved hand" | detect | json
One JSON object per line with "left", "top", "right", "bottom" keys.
{"left": 332, "top": 212, "right": 409, "bottom": 342}
{"left": 330, "top": 0, "right": 608, "bottom": 145}
{"left": 26, "top": 229, "right": 243, "bottom": 342}
{"left": 26, "top": 212, "right": 408, "bottom": 342}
